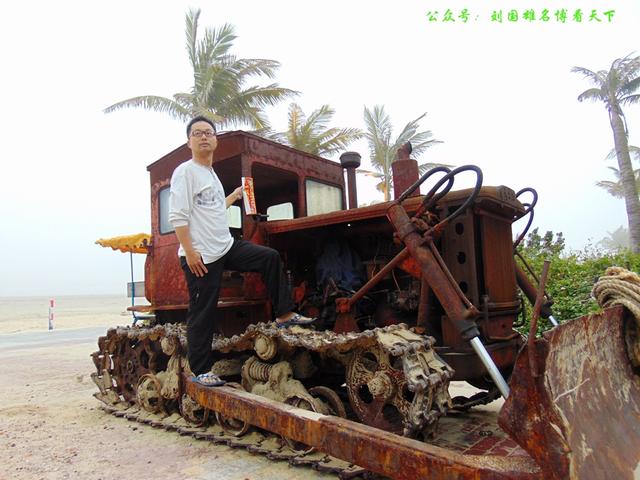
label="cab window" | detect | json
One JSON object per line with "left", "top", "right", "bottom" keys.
{"left": 305, "top": 180, "right": 343, "bottom": 216}
{"left": 267, "top": 202, "right": 294, "bottom": 221}
{"left": 159, "top": 187, "right": 174, "bottom": 234}
{"left": 227, "top": 205, "right": 242, "bottom": 228}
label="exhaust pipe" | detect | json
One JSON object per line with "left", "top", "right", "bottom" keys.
{"left": 340, "top": 151, "right": 361, "bottom": 209}
{"left": 392, "top": 142, "right": 420, "bottom": 200}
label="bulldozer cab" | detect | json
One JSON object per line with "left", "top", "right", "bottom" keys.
{"left": 144, "top": 131, "right": 347, "bottom": 322}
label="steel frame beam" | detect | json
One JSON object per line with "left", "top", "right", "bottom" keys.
{"left": 185, "top": 378, "right": 541, "bottom": 480}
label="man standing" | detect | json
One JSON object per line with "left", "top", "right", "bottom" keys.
{"left": 169, "top": 116, "right": 315, "bottom": 386}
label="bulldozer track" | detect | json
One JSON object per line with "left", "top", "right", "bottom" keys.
{"left": 100, "top": 402, "right": 370, "bottom": 479}
{"left": 91, "top": 322, "right": 454, "bottom": 477}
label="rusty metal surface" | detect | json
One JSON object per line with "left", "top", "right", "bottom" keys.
{"left": 499, "top": 306, "right": 640, "bottom": 480}
{"left": 185, "top": 378, "right": 541, "bottom": 480}
{"left": 386, "top": 203, "right": 479, "bottom": 341}
{"left": 441, "top": 186, "right": 525, "bottom": 217}
{"left": 264, "top": 196, "right": 424, "bottom": 234}
{"left": 437, "top": 339, "right": 521, "bottom": 383}
{"left": 441, "top": 209, "right": 480, "bottom": 306}
{"left": 392, "top": 159, "right": 420, "bottom": 200}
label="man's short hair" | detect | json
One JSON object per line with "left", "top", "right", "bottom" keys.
{"left": 186, "top": 116, "right": 216, "bottom": 137}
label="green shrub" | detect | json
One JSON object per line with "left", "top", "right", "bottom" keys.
{"left": 515, "top": 228, "right": 640, "bottom": 335}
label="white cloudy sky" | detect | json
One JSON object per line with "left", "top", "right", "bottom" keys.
{"left": 1, "top": 0, "right": 639, "bottom": 296}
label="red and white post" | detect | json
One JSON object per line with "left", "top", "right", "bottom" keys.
{"left": 48, "top": 298, "right": 55, "bottom": 331}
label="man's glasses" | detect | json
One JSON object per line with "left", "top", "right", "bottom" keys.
{"left": 191, "top": 129, "right": 216, "bottom": 138}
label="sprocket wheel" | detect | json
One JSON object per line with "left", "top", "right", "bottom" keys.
{"left": 282, "top": 395, "right": 318, "bottom": 455}
{"left": 180, "top": 394, "right": 208, "bottom": 426}
{"left": 308, "top": 386, "right": 347, "bottom": 418}
{"left": 136, "top": 373, "right": 164, "bottom": 414}
{"left": 280, "top": 387, "right": 346, "bottom": 454}
{"left": 112, "top": 338, "right": 156, "bottom": 403}
{"left": 345, "top": 345, "right": 413, "bottom": 434}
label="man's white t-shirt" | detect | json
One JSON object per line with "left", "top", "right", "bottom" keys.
{"left": 168, "top": 159, "right": 233, "bottom": 264}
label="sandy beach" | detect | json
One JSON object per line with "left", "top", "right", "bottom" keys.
{"left": 0, "top": 295, "right": 135, "bottom": 334}
{"left": 0, "top": 297, "right": 503, "bottom": 480}
{"left": 0, "top": 296, "right": 337, "bottom": 480}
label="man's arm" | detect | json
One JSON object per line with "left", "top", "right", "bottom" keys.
{"left": 168, "top": 167, "right": 208, "bottom": 277}
{"left": 226, "top": 186, "right": 243, "bottom": 209}
{"left": 174, "top": 225, "right": 208, "bottom": 277}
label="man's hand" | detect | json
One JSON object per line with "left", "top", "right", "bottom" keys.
{"left": 226, "top": 186, "right": 244, "bottom": 208}
{"left": 185, "top": 249, "right": 208, "bottom": 277}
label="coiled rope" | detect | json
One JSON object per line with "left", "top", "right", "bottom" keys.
{"left": 592, "top": 266, "right": 640, "bottom": 322}
{"left": 592, "top": 266, "right": 640, "bottom": 368}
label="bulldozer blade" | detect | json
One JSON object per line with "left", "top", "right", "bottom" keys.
{"left": 186, "top": 376, "right": 542, "bottom": 479}
{"left": 499, "top": 305, "right": 640, "bottom": 480}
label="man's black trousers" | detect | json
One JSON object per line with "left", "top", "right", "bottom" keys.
{"left": 180, "top": 240, "right": 295, "bottom": 375}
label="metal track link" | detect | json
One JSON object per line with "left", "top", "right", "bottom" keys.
{"left": 100, "top": 404, "right": 369, "bottom": 479}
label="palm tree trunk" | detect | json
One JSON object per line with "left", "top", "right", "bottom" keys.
{"left": 384, "top": 164, "right": 391, "bottom": 202}
{"left": 609, "top": 107, "right": 640, "bottom": 253}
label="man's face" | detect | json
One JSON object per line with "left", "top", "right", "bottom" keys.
{"left": 187, "top": 121, "right": 217, "bottom": 155}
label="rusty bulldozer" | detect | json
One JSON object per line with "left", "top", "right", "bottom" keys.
{"left": 93, "top": 133, "right": 640, "bottom": 479}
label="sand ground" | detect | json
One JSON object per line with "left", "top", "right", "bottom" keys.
{"left": 0, "top": 298, "right": 335, "bottom": 479}
{"left": 0, "top": 298, "right": 503, "bottom": 480}
{"left": 0, "top": 336, "right": 338, "bottom": 480}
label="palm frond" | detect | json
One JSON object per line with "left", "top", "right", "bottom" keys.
{"left": 197, "top": 23, "right": 236, "bottom": 68}
{"left": 393, "top": 112, "right": 427, "bottom": 146}
{"left": 357, "top": 168, "right": 383, "bottom": 178}
{"left": 230, "top": 58, "right": 282, "bottom": 79}
{"left": 577, "top": 88, "right": 605, "bottom": 103}
{"left": 619, "top": 74, "right": 640, "bottom": 98}
{"left": 620, "top": 94, "right": 640, "bottom": 106}
{"left": 103, "top": 95, "right": 190, "bottom": 120}
{"left": 363, "top": 105, "right": 394, "bottom": 171}
{"left": 233, "top": 84, "right": 298, "bottom": 109}
{"left": 616, "top": 54, "right": 640, "bottom": 84}
{"left": 314, "top": 127, "right": 363, "bottom": 157}
{"left": 275, "top": 103, "right": 361, "bottom": 156}
{"left": 185, "top": 9, "right": 200, "bottom": 69}
{"left": 571, "top": 66, "right": 606, "bottom": 85}
{"left": 605, "top": 145, "right": 640, "bottom": 162}
{"left": 188, "top": 106, "right": 225, "bottom": 125}
{"left": 596, "top": 179, "right": 624, "bottom": 198}
{"left": 305, "top": 105, "right": 334, "bottom": 132}
{"left": 417, "top": 162, "right": 453, "bottom": 175}
{"left": 595, "top": 165, "right": 640, "bottom": 199}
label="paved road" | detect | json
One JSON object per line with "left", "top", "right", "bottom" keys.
{"left": 0, "top": 326, "right": 107, "bottom": 352}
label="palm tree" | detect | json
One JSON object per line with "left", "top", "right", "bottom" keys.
{"left": 270, "top": 103, "right": 362, "bottom": 157}
{"left": 573, "top": 54, "right": 640, "bottom": 252}
{"left": 598, "top": 226, "right": 630, "bottom": 251}
{"left": 363, "top": 105, "right": 443, "bottom": 201}
{"left": 104, "top": 9, "right": 296, "bottom": 130}
{"left": 596, "top": 146, "right": 640, "bottom": 198}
